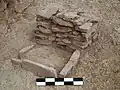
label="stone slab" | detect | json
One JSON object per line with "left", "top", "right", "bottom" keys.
{"left": 39, "top": 5, "right": 59, "bottom": 19}
{"left": 52, "top": 16, "right": 73, "bottom": 27}
{"left": 22, "top": 59, "right": 57, "bottom": 77}
{"left": 69, "top": 50, "right": 80, "bottom": 62}
{"left": 59, "top": 61, "right": 77, "bottom": 77}
{"left": 11, "top": 58, "right": 22, "bottom": 66}
{"left": 19, "top": 45, "right": 35, "bottom": 59}
{"left": 77, "top": 22, "right": 93, "bottom": 32}
{"left": 59, "top": 50, "right": 80, "bottom": 77}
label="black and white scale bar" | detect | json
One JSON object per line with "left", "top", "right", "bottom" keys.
{"left": 36, "top": 78, "right": 83, "bottom": 86}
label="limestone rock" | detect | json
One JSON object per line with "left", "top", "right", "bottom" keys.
{"left": 20, "top": 45, "right": 35, "bottom": 54}
{"left": 11, "top": 58, "right": 22, "bottom": 66}
{"left": 57, "top": 41, "right": 66, "bottom": 45}
{"left": 37, "top": 21, "right": 51, "bottom": 29}
{"left": 60, "top": 50, "right": 80, "bottom": 77}
{"left": 56, "top": 38, "right": 62, "bottom": 42}
{"left": 48, "top": 35, "right": 56, "bottom": 41}
{"left": 92, "top": 32, "right": 98, "bottom": 41}
{"left": 38, "top": 3, "right": 63, "bottom": 19}
{"left": 79, "top": 22, "right": 93, "bottom": 30}
{"left": 52, "top": 25, "right": 72, "bottom": 33}
{"left": 73, "top": 17, "right": 89, "bottom": 25}
{"left": 22, "top": 59, "right": 57, "bottom": 77}
{"left": 34, "top": 32, "right": 49, "bottom": 40}
{"left": 76, "top": 22, "right": 93, "bottom": 32}
{"left": 36, "top": 39, "right": 52, "bottom": 45}
{"left": 69, "top": 50, "right": 80, "bottom": 62}
{"left": 59, "top": 61, "right": 74, "bottom": 77}
{"left": 72, "top": 31, "right": 79, "bottom": 35}
{"left": 72, "top": 41, "right": 88, "bottom": 49}
{"left": 52, "top": 16, "right": 73, "bottom": 27}
{"left": 56, "top": 33, "right": 68, "bottom": 38}
{"left": 39, "top": 8, "right": 58, "bottom": 19}
{"left": 38, "top": 26, "right": 52, "bottom": 34}
{"left": 62, "top": 39, "right": 71, "bottom": 44}
{"left": 19, "top": 45, "right": 35, "bottom": 59}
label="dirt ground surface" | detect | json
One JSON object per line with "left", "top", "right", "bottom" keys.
{"left": 0, "top": 0, "right": 120, "bottom": 90}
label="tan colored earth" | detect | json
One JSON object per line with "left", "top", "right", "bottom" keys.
{"left": 0, "top": 0, "right": 120, "bottom": 90}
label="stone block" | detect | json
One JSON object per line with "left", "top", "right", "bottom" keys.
{"left": 52, "top": 25, "right": 72, "bottom": 33}
{"left": 59, "top": 61, "right": 77, "bottom": 77}
{"left": 22, "top": 59, "right": 57, "bottom": 77}
{"left": 56, "top": 38, "right": 62, "bottom": 42}
{"left": 56, "top": 33, "right": 68, "bottom": 38}
{"left": 59, "top": 50, "right": 80, "bottom": 77}
{"left": 37, "top": 21, "right": 51, "bottom": 29}
{"left": 39, "top": 4, "right": 60, "bottom": 19}
{"left": 69, "top": 50, "right": 80, "bottom": 62}
{"left": 36, "top": 39, "right": 52, "bottom": 45}
{"left": 52, "top": 16, "right": 73, "bottom": 27}
{"left": 57, "top": 41, "right": 66, "bottom": 45}
{"left": 73, "top": 17, "right": 89, "bottom": 25}
{"left": 34, "top": 32, "right": 49, "bottom": 40}
{"left": 19, "top": 45, "right": 35, "bottom": 59}
{"left": 38, "top": 26, "right": 52, "bottom": 34}
{"left": 62, "top": 39, "right": 71, "bottom": 44}
{"left": 11, "top": 58, "right": 22, "bottom": 66}
{"left": 76, "top": 22, "right": 93, "bottom": 32}
{"left": 48, "top": 35, "right": 56, "bottom": 41}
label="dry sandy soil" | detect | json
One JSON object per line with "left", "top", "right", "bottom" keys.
{"left": 0, "top": 0, "right": 120, "bottom": 90}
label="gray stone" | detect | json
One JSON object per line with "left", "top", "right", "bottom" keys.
{"left": 19, "top": 45, "right": 35, "bottom": 59}
{"left": 59, "top": 61, "right": 74, "bottom": 77}
{"left": 59, "top": 50, "right": 80, "bottom": 77}
{"left": 72, "top": 31, "right": 79, "bottom": 35}
{"left": 52, "top": 16, "right": 73, "bottom": 27}
{"left": 69, "top": 50, "right": 80, "bottom": 62}
{"left": 56, "top": 38, "right": 62, "bottom": 42}
{"left": 62, "top": 39, "right": 71, "bottom": 44}
{"left": 22, "top": 59, "right": 57, "bottom": 77}
{"left": 38, "top": 4, "right": 62, "bottom": 19}
{"left": 56, "top": 33, "right": 68, "bottom": 38}
{"left": 72, "top": 41, "right": 88, "bottom": 49}
{"left": 38, "top": 26, "right": 52, "bottom": 34}
{"left": 57, "top": 41, "right": 66, "bottom": 45}
{"left": 36, "top": 39, "right": 52, "bottom": 45}
{"left": 34, "top": 32, "right": 49, "bottom": 40}
{"left": 20, "top": 45, "right": 35, "bottom": 54}
{"left": 73, "top": 17, "right": 89, "bottom": 25}
{"left": 37, "top": 21, "right": 51, "bottom": 29}
{"left": 11, "top": 58, "right": 22, "bottom": 66}
{"left": 48, "top": 35, "right": 56, "bottom": 41}
{"left": 92, "top": 32, "right": 98, "bottom": 41}
{"left": 77, "top": 23, "right": 93, "bottom": 32}
{"left": 52, "top": 25, "right": 72, "bottom": 33}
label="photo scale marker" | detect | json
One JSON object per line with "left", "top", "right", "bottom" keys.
{"left": 36, "top": 78, "right": 83, "bottom": 86}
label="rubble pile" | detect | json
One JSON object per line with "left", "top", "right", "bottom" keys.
{"left": 33, "top": 5, "right": 99, "bottom": 50}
